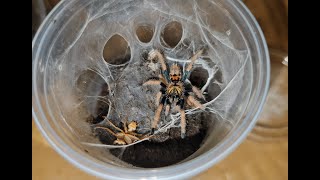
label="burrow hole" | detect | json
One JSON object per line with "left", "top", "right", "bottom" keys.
{"left": 161, "top": 21, "right": 183, "bottom": 48}
{"left": 206, "top": 69, "right": 223, "bottom": 102}
{"left": 189, "top": 66, "right": 223, "bottom": 102}
{"left": 189, "top": 67, "right": 209, "bottom": 89}
{"left": 76, "top": 70, "right": 110, "bottom": 124}
{"left": 103, "top": 34, "right": 131, "bottom": 65}
{"left": 136, "top": 24, "right": 154, "bottom": 43}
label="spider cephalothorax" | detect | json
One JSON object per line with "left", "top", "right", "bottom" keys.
{"left": 143, "top": 49, "right": 205, "bottom": 138}
{"left": 169, "top": 64, "right": 182, "bottom": 82}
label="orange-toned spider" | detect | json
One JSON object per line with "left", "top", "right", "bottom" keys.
{"left": 95, "top": 117, "right": 148, "bottom": 145}
{"left": 143, "top": 49, "right": 205, "bottom": 138}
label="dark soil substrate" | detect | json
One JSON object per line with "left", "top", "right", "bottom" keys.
{"left": 93, "top": 121, "right": 207, "bottom": 168}
{"left": 82, "top": 49, "right": 216, "bottom": 168}
{"left": 109, "top": 128, "right": 206, "bottom": 168}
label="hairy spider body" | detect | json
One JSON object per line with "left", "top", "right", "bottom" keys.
{"left": 167, "top": 83, "right": 183, "bottom": 96}
{"left": 144, "top": 49, "right": 205, "bottom": 138}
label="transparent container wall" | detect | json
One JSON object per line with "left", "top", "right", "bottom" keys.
{"left": 33, "top": 0, "right": 268, "bottom": 170}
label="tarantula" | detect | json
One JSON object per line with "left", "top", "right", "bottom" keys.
{"left": 95, "top": 117, "right": 149, "bottom": 145}
{"left": 143, "top": 49, "right": 205, "bottom": 138}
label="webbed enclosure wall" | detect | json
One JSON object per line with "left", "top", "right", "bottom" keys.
{"left": 33, "top": 0, "right": 263, "bottom": 169}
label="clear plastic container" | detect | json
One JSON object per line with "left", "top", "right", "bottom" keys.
{"left": 32, "top": 0, "right": 270, "bottom": 179}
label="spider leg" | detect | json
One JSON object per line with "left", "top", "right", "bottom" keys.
{"left": 184, "top": 81, "right": 205, "bottom": 100}
{"left": 192, "top": 85, "right": 205, "bottom": 100}
{"left": 114, "top": 139, "right": 126, "bottom": 145}
{"left": 122, "top": 111, "right": 131, "bottom": 133}
{"left": 155, "top": 92, "right": 162, "bottom": 106}
{"left": 165, "top": 98, "right": 171, "bottom": 116}
{"left": 159, "top": 74, "right": 168, "bottom": 85}
{"left": 156, "top": 88, "right": 166, "bottom": 106}
{"left": 128, "top": 131, "right": 142, "bottom": 137}
{"left": 186, "top": 93, "right": 205, "bottom": 110}
{"left": 94, "top": 126, "right": 118, "bottom": 137}
{"left": 148, "top": 49, "right": 170, "bottom": 82}
{"left": 177, "top": 98, "right": 186, "bottom": 139}
{"left": 126, "top": 134, "right": 140, "bottom": 141}
{"left": 143, "top": 79, "right": 161, "bottom": 86}
{"left": 124, "top": 135, "right": 132, "bottom": 144}
{"left": 182, "top": 49, "right": 203, "bottom": 81}
{"left": 186, "top": 96, "right": 193, "bottom": 107}
{"left": 151, "top": 96, "right": 167, "bottom": 134}
{"left": 123, "top": 119, "right": 128, "bottom": 133}
{"left": 149, "top": 49, "right": 167, "bottom": 71}
{"left": 186, "top": 49, "right": 203, "bottom": 71}
{"left": 184, "top": 84, "right": 194, "bottom": 106}
{"left": 143, "top": 78, "right": 168, "bottom": 87}
{"left": 105, "top": 119, "right": 125, "bottom": 133}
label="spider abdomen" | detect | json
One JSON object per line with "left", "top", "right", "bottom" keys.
{"left": 166, "top": 85, "right": 183, "bottom": 97}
